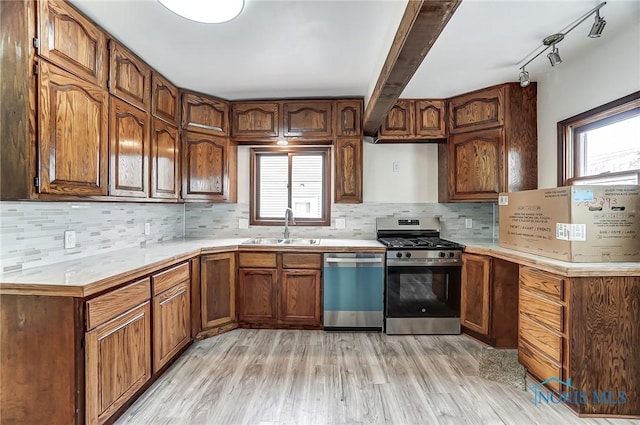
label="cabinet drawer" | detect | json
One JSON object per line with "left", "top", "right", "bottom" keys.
{"left": 520, "top": 266, "right": 564, "bottom": 301}
{"left": 519, "top": 289, "right": 563, "bottom": 333}
{"left": 519, "top": 314, "right": 562, "bottom": 363}
{"left": 282, "top": 253, "right": 322, "bottom": 269}
{"left": 518, "top": 339, "right": 562, "bottom": 392}
{"left": 238, "top": 252, "right": 277, "bottom": 268}
{"left": 86, "top": 278, "right": 151, "bottom": 330}
{"left": 152, "top": 262, "right": 190, "bottom": 296}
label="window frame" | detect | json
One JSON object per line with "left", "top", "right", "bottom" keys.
{"left": 557, "top": 91, "right": 640, "bottom": 186}
{"left": 249, "top": 146, "right": 331, "bottom": 226}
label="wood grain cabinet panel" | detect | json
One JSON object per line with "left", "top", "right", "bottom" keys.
{"left": 238, "top": 268, "right": 278, "bottom": 324}
{"left": 182, "top": 92, "right": 229, "bottom": 136}
{"left": 283, "top": 101, "right": 333, "bottom": 138}
{"left": 85, "top": 302, "right": 151, "bottom": 425}
{"left": 335, "top": 100, "right": 363, "bottom": 137}
{"left": 449, "top": 128, "right": 504, "bottom": 201}
{"left": 280, "top": 270, "right": 321, "bottom": 324}
{"left": 37, "top": 0, "right": 107, "bottom": 86}
{"left": 415, "top": 100, "right": 446, "bottom": 137}
{"left": 231, "top": 102, "right": 280, "bottom": 138}
{"left": 152, "top": 281, "right": 190, "bottom": 373}
{"left": 201, "top": 253, "right": 236, "bottom": 329}
{"left": 182, "top": 131, "right": 236, "bottom": 202}
{"left": 151, "top": 72, "right": 179, "bottom": 125}
{"left": 108, "top": 41, "right": 151, "bottom": 111}
{"left": 334, "top": 138, "right": 362, "bottom": 203}
{"left": 448, "top": 86, "right": 504, "bottom": 134}
{"left": 460, "top": 253, "right": 491, "bottom": 335}
{"left": 38, "top": 61, "right": 109, "bottom": 196}
{"left": 380, "top": 99, "right": 413, "bottom": 137}
{"left": 109, "top": 96, "right": 150, "bottom": 198}
{"left": 86, "top": 277, "right": 151, "bottom": 330}
{"left": 151, "top": 118, "right": 180, "bottom": 200}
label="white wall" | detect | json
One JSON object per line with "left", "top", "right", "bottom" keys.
{"left": 536, "top": 7, "right": 640, "bottom": 188}
{"left": 236, "top": 142, "right": 439, "bottom": 204}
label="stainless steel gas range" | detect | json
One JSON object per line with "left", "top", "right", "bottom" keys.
{"left": 376, "top": 217, "right": 463, "bottom": 335}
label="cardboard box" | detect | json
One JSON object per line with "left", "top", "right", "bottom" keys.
{"left": 498, "top": 185, "right": 640, "bottom": 262}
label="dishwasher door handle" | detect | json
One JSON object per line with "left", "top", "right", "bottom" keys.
{"left": 324, "top": 257, "right": 383, "bottom": 264}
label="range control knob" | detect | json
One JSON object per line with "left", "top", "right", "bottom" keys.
{"left": 449, "top": 252, "right": 456, "bottom": 258}
{"left": 406, "top": 252, "right": 412, "bottom": 258}
{"left": 439, "top": 251, "right": 446, "bottom": 258}
{"left": 396, "top": 252, "right": 403, "bottom": 258}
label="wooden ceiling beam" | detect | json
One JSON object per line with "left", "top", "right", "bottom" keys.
{"left": 363, "top": 0, "right": 461, "bottom": 136}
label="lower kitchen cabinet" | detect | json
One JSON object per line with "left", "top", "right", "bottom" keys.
{"left": 201, "top": 252, "right": 237, "bottom": 331}
{"left": 237, "top": 252, "right": 322, "bottom": 328}
{"left": 460, "top": 253, "right": 519, "bottom": 347}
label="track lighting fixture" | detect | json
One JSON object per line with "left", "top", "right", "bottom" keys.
{"left": 517, "top": 2, "right": 606, "bottom": 86}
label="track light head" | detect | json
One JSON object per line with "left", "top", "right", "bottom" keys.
{"left": 589, "top": 10, "right": 606, "bottom": 38}
{"left": 547, "top": 45, "right": 562, "bottom": 67}
{"left": 519, "top": 69, "right": 531, "bottom": 87}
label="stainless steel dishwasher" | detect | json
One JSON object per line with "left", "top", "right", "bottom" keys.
{"left": 323, "top": 253, "right": 385, "bottom": 330}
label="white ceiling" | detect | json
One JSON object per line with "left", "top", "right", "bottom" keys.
{"left": 71, "top": 0, "right": 639, "bottom": 102}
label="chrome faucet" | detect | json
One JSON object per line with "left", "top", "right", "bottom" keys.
{"left": 284, "top": 208, "right": 295, "bottom": 239}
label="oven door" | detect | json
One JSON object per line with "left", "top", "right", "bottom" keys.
{"left": 386, "top": 265, "right": 461, "bottom": 318}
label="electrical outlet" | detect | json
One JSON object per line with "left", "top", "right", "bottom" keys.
{"left": 238, "top": 218, "right": 249, "bottom": 229}
{"left": 64, "top": 230, "right": 76, "bottom": 249}
{"left": 144, "top": 222, "right": 151, "bottom": 236}
{"left": 465, "top": 218, "right": 473, "bottom": 229}
{"left": 392, "top": 161, "right": 400, "bottom": 173}
{"left": 335, "top": 218, "right": 346, "bottom": 229}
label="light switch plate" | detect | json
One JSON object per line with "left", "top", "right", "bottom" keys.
{"left": 465, "top": 218, "right": 473, "bottom": 229}
{"left": 239, "top": 218, "right": 249, "bottom": 229}
{"left": 64, "top": 230, "right": 76, "bottom": 249}
{"left": 144, "top": 222, "right": 151, "bottom": 236}
{"left": 335, "top": 218, "right": 346, "bottom": 229}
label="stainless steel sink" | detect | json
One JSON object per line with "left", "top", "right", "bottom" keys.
{"left": 242, "top": 238, "right": 321, "bottom": 245}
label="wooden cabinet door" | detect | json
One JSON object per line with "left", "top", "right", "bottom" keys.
{"left": 448, "top": 86, "right": 504, "bottom": 134}
{"left": 182, "top": 92, "right": 229, "bottom": 136}
{"left": 151, "top": 72, "right": 179, "bottom": 125}
{"left": 380, "top": 100, "right": 413, "bottom": 137}
{"left": 449, "top": 128, "right": 504, "bottom": 201}
{"left": 335, "top": 100, "right": 362, "bottom": 137}
{"left": 37, "top": 0, "right": 107, "bottom": 86}
{"left": 231, "top": 102, "right": 280, "bottom": 138}
{"left": 201, "top": 253, "right": 236, "bottom": 329}
{"left": 280, "top": 269, "right": 321, "bottom": 325}
{"left": 108, "top": 41, "right": 151, "bottom": 111}
{"left": 38, "top": 61, "right": 108, "bottom": 196}
{"left": 85, "top": 302, "right": 151, "bottom": 425}
{"left": 283, "top": 101, "right": 333, "bottom": 138}
{"left": 151, "top": 118, "right": 180, "bottom": 199}
{"left": 415, "top": 100, "right": 446, "bottom": 138}
{"left": 334, "top": 138, "right": 362, "bottom": 203}
{"left": 460, "top": 254, "right": 491, "bottom": 336}
{"left": 109, "top": 96, "right": 150, "bottom": 198}
{"left": 181, "top": 132, "right": 236, "bottom": 202}
{"left": 238, "top": 268, "right": 278, "bottom": 324}
{"left": 152, "top": 281, "right": 190, "bottom": 373}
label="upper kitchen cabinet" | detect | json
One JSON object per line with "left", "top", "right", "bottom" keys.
{"left": 375, "top": 99, "right": 446, "bottom": 142}
{"left": 109, "top": 96, "right": 150, "bottom": 198}
{"left": 38, "top": 61, "right": 109, "bottom": 196}
{"left": 334, "top": 138, "right": 362, "bottom": 203}
{"left": 182, "top": 91, "right": 229, "bottom": 136}
{"left": 152, "top": 72, "right": 180, "bottom": 126}
{"left": 231, "top": 102, "right": 280, "bottom": 139}
{"left": 283, "top": 101, "right": 333, "bottom": 138}
{"left": 335, "top": 100, "right": 363, "bottom": 137}
{"left": 109, "top": 41, "right": 152, "bottom": 111}
{"left": 443, "top": 82, "right": 537, "bottom": 202}
{"left": 36, "top": 0, "right": 108, "bottom": 87}
{"left": 182, "top": 131, "right": 237, "bottom": 202}
{"left": 151, "top": 118, "right": 180, "bottom": 200}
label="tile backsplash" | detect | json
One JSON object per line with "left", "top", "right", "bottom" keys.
{"left": 0, "top": 202, "right": 184, "bottom": 272}
{"left": 186, "top": 202, "right": 497, "bottom": 242}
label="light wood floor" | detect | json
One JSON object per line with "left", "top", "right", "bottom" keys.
{"left": 116, "top": 330, "right": 639, "bottom": 425}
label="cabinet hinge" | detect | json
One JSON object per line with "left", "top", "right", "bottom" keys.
{"left": 33, "top": 176, "right": 40, "bottom": 188}
{"left": 32, "top": 37, "right": 40, "bottom": 50}
{"left": 33, "top": 62, "right": 39, "bottom": 75}
{"left": 80, "top": 336, "right": 85, "bottom": 349}
{"left": 106, "top": 80, "right": 111, "bottom": 90}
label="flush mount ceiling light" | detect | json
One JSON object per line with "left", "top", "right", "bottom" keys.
{"left": 517, "top": 2, "right": 607, "bottom": 87}
{"left": 158, "top": 0, "right": 244, "bottom": 24}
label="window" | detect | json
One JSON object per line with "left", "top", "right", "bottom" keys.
{"left": 558, "top": 92, "right": 640, "bottom": 186}
{"left": 250, "top": 147, "right": 331, "bottom": 226}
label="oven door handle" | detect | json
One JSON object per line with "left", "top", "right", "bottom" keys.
{"left": 325, "top": 258, "right": 383, "bottom": 264}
